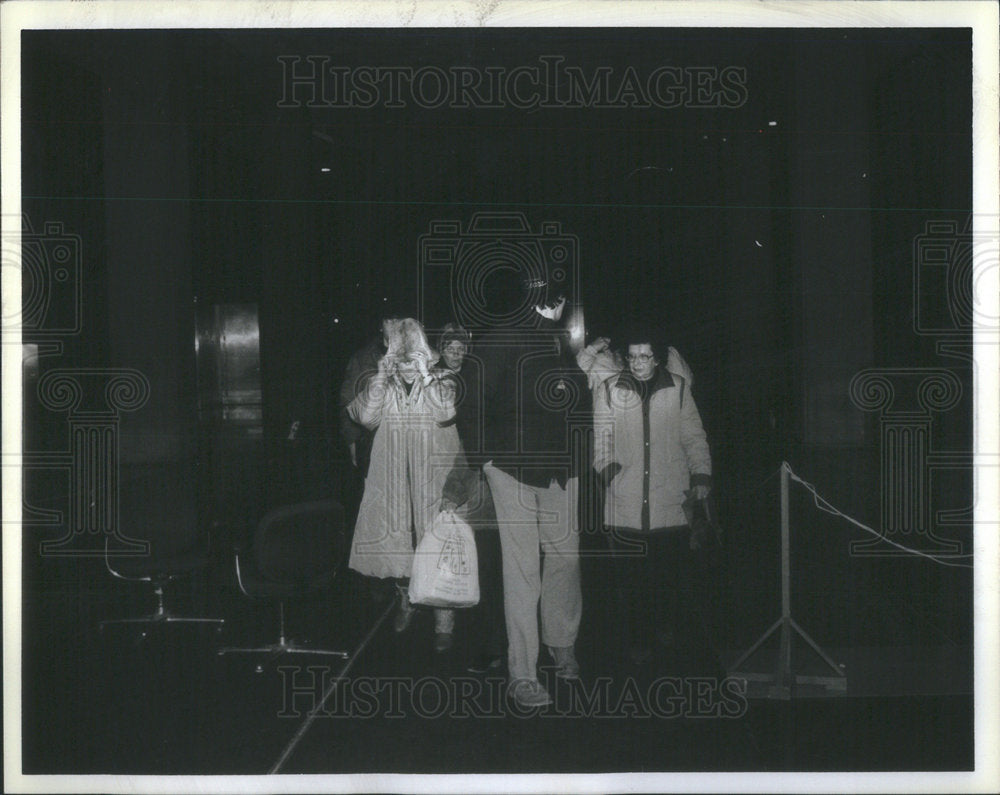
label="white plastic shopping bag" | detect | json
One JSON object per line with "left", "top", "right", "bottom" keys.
{"left": 408, "top": 510, "right": 480, "bottom": 607}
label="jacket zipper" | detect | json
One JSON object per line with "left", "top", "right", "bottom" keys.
{"left": 641, "top": 391, "right": 650, "bottom": 532}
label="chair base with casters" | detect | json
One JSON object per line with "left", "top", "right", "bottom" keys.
{"left": 216, "top": 499, "right": 351, "bottom": 672}
{"left": 217, "top": 600, "right": 349, "bottom": 673}
{"left": 99, "top": 542, "right": 225, "bottom": 640}
{"left": 97, "top": 463, "right": 225, "bottom": 641}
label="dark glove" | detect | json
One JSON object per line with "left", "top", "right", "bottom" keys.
{"left": 684, "top": 490, "right": 722, "bottom": 553}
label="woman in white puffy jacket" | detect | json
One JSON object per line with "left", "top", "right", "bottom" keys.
{"left": 592, "top": 330, "right": 712, "bottom": 664}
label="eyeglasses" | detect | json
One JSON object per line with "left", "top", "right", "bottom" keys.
{"left": 626, "top": 354, "right": 654, "bottom": 363}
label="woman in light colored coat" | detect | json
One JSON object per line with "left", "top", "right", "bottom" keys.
{"left": 594, "top": 355, "right": 711, "bottom": 532}
{"left": 347, "top": 318, "right": 464, "bottom": 651}
{"left": 593, "top": 332, "right": 712, "bottom": 663}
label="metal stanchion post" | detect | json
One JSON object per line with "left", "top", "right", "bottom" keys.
{"left": 728, "top": 462, "right": 847, "bottom": 699}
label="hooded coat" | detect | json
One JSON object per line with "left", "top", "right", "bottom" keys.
{"left": 347, "top": 318, "right": 466, "bottom": 579}
{"left": 594, "top": 366, "right": 712, "bottom": 532}
{"left": 347, "top": 370, "right": 463, "bottom": 578}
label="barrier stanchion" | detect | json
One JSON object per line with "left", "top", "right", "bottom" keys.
{"left": 728, "top": 462, "right": 847, "bottom": 699}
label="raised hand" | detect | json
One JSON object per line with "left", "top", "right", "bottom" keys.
{"left": 409, "top": 349, "right": 431, "bottom": 378}
{"left": 535, "top": 296, "right": 567, "bottom": 321}
{"left": 378, "top": 352, "right": 397, "bottom": 378}
{"left": 588, "top": 336, "right": 610, "bottom": 354}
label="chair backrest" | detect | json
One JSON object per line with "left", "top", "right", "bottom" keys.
{"left": 252, "top": 499, "right": 345, "bottom": 588}
{"left": 111, "top": 461, "right": 202, "bottom": 560}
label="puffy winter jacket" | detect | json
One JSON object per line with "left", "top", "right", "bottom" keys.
{"left": 594, "top": 367, "right": 711, "bottom": 531}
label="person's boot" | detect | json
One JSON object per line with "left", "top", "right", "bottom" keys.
{"left": 467, "top": 653, "right": 504, "bottom": 674}
{"left": 433, "top": 608, "right": 454, "bottom": 652}
{"left": 393, "top": 584, "right": 416, "bottom": 633}
{"left": 547, "top": 645, "right": 580, "bottom": 680}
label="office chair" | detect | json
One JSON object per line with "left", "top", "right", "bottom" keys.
{"left": 217, "top": 498, "right": 350, "bottom": 670}
{"left": 99, "top": 464, "right": 225, "bottom": 638}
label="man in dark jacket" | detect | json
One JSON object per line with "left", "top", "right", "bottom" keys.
{"left": 479, "top": 281, "right": 591, "bottom": 707}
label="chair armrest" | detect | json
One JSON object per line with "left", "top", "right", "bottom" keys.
{"left": 232, "top": 548, "right": 254, "bottom": 598}
{"left": 103, "top": 536, "right": 153, "bottom": 583}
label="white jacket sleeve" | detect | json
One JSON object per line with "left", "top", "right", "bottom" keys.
{"left": 677, "top": 378, "right": 712, "bottom": 480}
{"left": 577, "top": 344, "right": 623, "bottom": 394}
{"left": 592, "top": 377, "right": 616, "bottom": 475}
{"left": 666, "top": 346, "right": 694, "bottom": 387}
{"left": 348, "top": 372, "right": 390, "bottom": 430}
{"left": 423, "top": 374, "right": 457, "bottom": 425}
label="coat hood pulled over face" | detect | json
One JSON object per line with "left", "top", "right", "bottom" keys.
{"left": 383, "top": 318, "right": 440, "bottom": 368}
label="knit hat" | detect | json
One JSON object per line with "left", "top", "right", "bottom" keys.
{"left": 438, "top": 322, "right": 472, "bottom": 351}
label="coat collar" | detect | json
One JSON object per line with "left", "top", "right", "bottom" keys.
{"left": 389, "top": 373, "right": 424, "bottom": 398}
{"left": 615, "top": 367, "right": 675, "bottom": 395}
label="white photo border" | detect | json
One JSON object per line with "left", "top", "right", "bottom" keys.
{"left": 2, "top": 1, "right": 997, "bottom": 793}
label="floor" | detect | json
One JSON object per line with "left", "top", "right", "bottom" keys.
{"left": 20, "top": 544, "right": 974, "bottom": 778}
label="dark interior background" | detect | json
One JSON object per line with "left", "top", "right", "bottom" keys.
{"left": 20, "top": 28, "right": 973, "bottom": 654}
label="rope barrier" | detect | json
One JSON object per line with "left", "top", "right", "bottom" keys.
{"left": 782, "top": 461, "right": 973, "bottom": 570}
{"left": 729, "top": 465, "right": 782, "bottom": 499}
